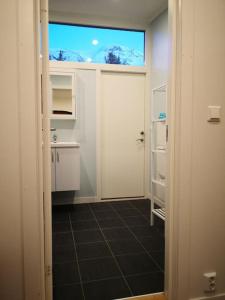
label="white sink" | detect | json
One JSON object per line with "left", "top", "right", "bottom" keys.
{"left": 51, "top": 141, "right": 80, "bottom": 148}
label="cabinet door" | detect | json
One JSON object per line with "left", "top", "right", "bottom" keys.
{"left": 55, "top": 147, "right": 80, "bottom": 191}
{"left": 51, "top": 149, "right": 56, "bottom": 192}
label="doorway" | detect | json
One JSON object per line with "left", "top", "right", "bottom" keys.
{"left": 42, "top": 1, "right": 169, "bottom": 300}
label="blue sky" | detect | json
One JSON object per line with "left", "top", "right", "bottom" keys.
{"left": 49, "top": 23, "right": 145, "bottom": 54}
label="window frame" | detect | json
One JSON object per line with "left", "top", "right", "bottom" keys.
{"left": 48, "top": 21, "right": 146, "bottom": 66}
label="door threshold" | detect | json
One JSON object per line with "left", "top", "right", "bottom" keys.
{"left": 120, "top": 292, "right": 165, "bottom": 300}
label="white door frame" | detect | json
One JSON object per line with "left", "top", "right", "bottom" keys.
{"left": 165, "top": 0, "right": 182, "bottom": 298}
{"left": 40, "top": 0, "right": 53, "bottom": 299}
{"left": 37, "top": 0, "right": 184, "bottom": 299}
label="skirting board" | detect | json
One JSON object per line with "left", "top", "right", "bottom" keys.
{"left": 190, "top": 293, "right": 225, "bottom": 300}
{"left": 73, "top": 196, "right": 147, "bottom": 204}
{"left": 52, "top": 194, "right": 149, "bottom": 206}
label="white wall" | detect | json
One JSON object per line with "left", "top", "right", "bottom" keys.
{"left": 173, "top": 0, "right": 225, "bottom": 298}
{"left": 51, "top": 69, "right": 97, "bottom": 199}
{"left": 150, "top": 11, "right": 169, "bottom": 197}
{"left": 151, "top": 10, "right": 169, "bottom": 88}
{"left": 0, "top": 1, "right": 44, "bottom": 299}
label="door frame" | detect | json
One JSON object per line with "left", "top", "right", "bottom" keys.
{"left": 96, "top": 70, "right": 150, "bottom": 201}
{"left": 38, "top": 0, "right": 182, "bottom": 299}
{"left": 40, "top": 0, "right": 53, "bottom": 299}
{"left": 165, "top": 0, "right": 181, "bottom": 298}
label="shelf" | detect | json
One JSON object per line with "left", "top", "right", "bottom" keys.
{"left": 52, "top": 86, "right": 72, "bottom": 90}
{"left": 152, "top": 179, "right": 166, "bottom": 187}
{"left": 152, "top": 195, "right": 165, "bottom": 207}
{"left": 152, "top": 208, "right": 165, "bottom": 221}
{"left": 152, "top": 149, "right": 166, "bottom": 153}
{"left": 152, "top": 119, "right": 167, "bottom": 123}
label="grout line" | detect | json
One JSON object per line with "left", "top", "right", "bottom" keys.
{"left": 89, "top": 204, "right": 134, "bottom": 297}
{"left": 68, "top": 213, "right": 86, "bottom": 300}
{"left": 110, "top": 203, "right": 164, "bottom": 273}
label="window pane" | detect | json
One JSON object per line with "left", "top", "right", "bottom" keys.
{"left": 49, "top": 23, "right": 145, "bottom": 66}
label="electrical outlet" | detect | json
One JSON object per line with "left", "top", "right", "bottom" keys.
{"left": 203, "top": 272, "right": 216, "bottom": 293}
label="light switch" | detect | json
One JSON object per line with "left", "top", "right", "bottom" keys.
{"left": 208, "top": 106, "right": 221, "bottom": 122}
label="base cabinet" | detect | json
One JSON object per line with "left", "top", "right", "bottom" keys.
{"left": 51, "top": 147, "right": 80, "bottom": 192}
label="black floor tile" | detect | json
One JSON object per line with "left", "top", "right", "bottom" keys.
{"left": 72, "top": 220, "right": 98, "bottom": 231}
{"left": 53, "top": 262, "right": 80, "bottom": 285}
{"left": 70, "top": 211, "right": 94, "bottom": 222}
{"left": 129, "top": 225, "right": 159, "bottom": 239}
{"left": 53, "top": 245, "right": 76, "bottom": 263}
{"left": 70, "top": 204, "right": 91, "bottom": 213}
{"left": 139, "top": 209, "right": 151, "bottom": 217}
{"left": 79, "top": 257, "right": 121, "bottom": 282}
{"left": 123, "top": 216, "right": 149, "bottom": 227}
{"left": 130, "top": 199, "right": 150, "bottom": 206}
{"left": 77, "top": 242, "right": 112, "bottom": 261}
{"left": 53, "top": 284, "right": 84, "bottom": 300}
{"left": 117, "top": 208, "right": 141, "bottom": 217}
{"left": 93, "top": 210, "right": 118, "bottom": 220}
{"left": 150, "top": 251, "right": 165, "bottom": 270}
{"left": 74, "top": 229, "right": 104, "bottom": 244}
{"left": 52, "top": 204, "right": 74, "bottom": 213}
{"left": 154, "top": 217, "right": 165, "bottom": 235}
{"left": 52, "top": 222, "right": 71, "bottom": 233}
{"left": 103, "top": 227, "right": 135, "bottom": 241}
{"left": 52, "top": 200, "right": 165, "bottom": 299}
{"left": 140, "top": 236, "right": 165, "bottom": 252}
{"left": 111, "top": 201, "right": 133, "bottom": 210}
{"left": 53, "top": 232, "right": 74, "bottom": 247}
{"left": 83, "top": 277, "right": 131, "bottom": 300}
{"left": 90, "top": 202, "right": 113, "bottom": 211}
{"left": 109, "top": 239, "right": 144, "bottom": 255}
{"left": 126, "top": 272, "right": 164, "bottom": 295}
{"left": 52, "top": 211, "right": 70, "bottom": 223}
{"left": 98, "top": 217, "right": 124, "bottom": 228}
{"left": 116, "top": 253, "right": 160, "bottom": 276}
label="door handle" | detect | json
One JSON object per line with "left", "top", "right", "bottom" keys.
{"left": 57, "top": 152, "right": 59, "bottom": 162}
{"left": 51, "top": 151, "right": 54, "bottom": 163}
{"left": 136, "top": 138, "right": 144, "bottom": 142}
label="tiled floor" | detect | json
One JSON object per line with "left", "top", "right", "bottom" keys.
{"left": 52, "top": 199, "right": 165, "bottom": 300}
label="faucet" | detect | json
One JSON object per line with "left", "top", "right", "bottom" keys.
{"left": 52, "top": 133, "right": 57, "bottom": 143}
{"left": 50, "top": 128, "right": 57, "bottom": 143}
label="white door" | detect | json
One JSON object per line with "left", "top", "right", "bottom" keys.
{"left": 55, "top": 147, "right": 80, "bottom": 191}
{"left": 101, "top": 72, "right": 145, "bottom": 199}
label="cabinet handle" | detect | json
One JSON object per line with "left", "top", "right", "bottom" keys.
{"left": 57, "top": 152, "right": 59, "bottom": 162}
{"left": 51, "top": 151, "right": 54, "bottom": 163}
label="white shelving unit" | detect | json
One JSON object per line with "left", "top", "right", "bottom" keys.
{"left": 150, "top": 84, "right": 167, "bottom": 225}
{"left": 49, "top": 71, "right": 76, "bottom": 120}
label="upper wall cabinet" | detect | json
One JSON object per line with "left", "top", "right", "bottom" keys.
{"left": 50, "top": 72, "right": 76, "bottom": 120}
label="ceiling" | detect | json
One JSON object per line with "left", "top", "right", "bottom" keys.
{"left": 49, "top": 0, "right": 168, "bottom": 25}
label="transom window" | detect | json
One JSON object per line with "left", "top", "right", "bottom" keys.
{"left": 49, "top": 23, "right": 145, "bottom": 66}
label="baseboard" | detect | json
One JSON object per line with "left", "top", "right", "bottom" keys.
{"left": 53, "top": 194, "right": 149, "bottom": 206}
{"left": 73, "top": 196, "right": 147, "bottom": 204}
{"left": 190, "top": 293, "right": 225, "bottom": 300}
{"left": 73, "top": 196, "right": 98, "bottom": 204}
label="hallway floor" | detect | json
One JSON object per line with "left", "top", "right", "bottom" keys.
{"left": 52, "top": 199, "right": 164, "bottom": 300}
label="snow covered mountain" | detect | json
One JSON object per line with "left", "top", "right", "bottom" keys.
{"left": 49, "top": 45, "right": 144, "bottom": 66}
